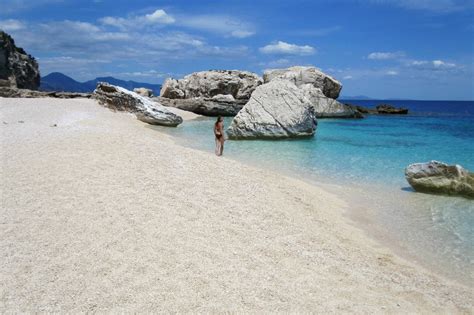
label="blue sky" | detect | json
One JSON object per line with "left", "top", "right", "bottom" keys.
{"left": 1, "top": 0, "right": 473, "bottom": 99}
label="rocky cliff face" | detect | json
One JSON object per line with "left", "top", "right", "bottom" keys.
{"left": 0, "top": 31, "right": 40, "bottom": 90}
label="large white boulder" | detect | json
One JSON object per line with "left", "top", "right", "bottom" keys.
{"left": 160, "top": 70, "right": 262, "bottom": 100}
{"left": 300, "top": 84, "right": 361, "bottom": 118}
{"left": 94, "top": 82, "right": 183, "bottom": 127}
{"left": 405, "top": 161, "right": 474, "bottom": 198}
{"left": 263, "top": 66, "right": 342, "bottom": 99}
{"left": 227, "top": 80, "right": 317, "bottom": 139}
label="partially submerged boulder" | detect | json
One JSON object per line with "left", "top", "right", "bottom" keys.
{"left": 346, "top": 103, "right": 409, "bottom": 115}
{"left": 94, "top": 82, "right": 182, "bottom": 127}
{"left": 300, "top": 84, "right": 362, "bottom": 118}
{"left": 405, "top": 161, "right": 474, "bottom": 198}
{"left": 227, "top": 80, "right": 317, "bottom": 139}
{"left": 157, "top": 96, "right": 246, "bottom": 117}
{"left": 159, "top": 70, "right": 262, "bottom": 116}
{"left": 133, "top": 87, "right": 153, "bottom": 97}
{"left": 263, "top": 66, "right": 342, "bottom": 99}
{"left": 376, "top": 104, "right": 408, "bottom": 114}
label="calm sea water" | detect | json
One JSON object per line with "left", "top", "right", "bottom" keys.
{"left": 155, "top": 100, "right": 474, "bottom": 285}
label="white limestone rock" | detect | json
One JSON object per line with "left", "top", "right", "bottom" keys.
{"left": 300, "top": 84, "right": 361, "bottom": 118}
{"left": 405, "top": 161, "right": 474, "bottom": 198}
{"left": 94, "top": 82, "right": 182, "bottom": 127}
{"left": 263, "top": 66, "right": 342, "bottom": 99}
{"left": 227, "top": 80, "right": 317, "bottom": 139}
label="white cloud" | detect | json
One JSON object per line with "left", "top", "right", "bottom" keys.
{"left": 409, "top": 59, "right": 457, "bottom": 69}
{"left": 367, "top": 51, "right": 405, "bottom": 60}
{"left": 178, "top": 14, "right": 255, "bottom": 38}
{"left": 259, "top": 41, "right": 316, "bottom": 55}
{"left": 231, "top": 30, "right": 255, "bottom": 38}
{"left": 433, "top": 59, "right": 456, "bottom": 68}
{"left": 100, "top": 9, "right": 175, "bottom": 30}
{"left": 145, "top": 9, "right": 175, "bottom": 24}
{"left": 343, "top": 75, "right": 353, "bottom": 79}
{"left": 0, "top": 19, "right": 26, "bottom": 31}
{"left": 386, "top": 70, "right": 399, "bottom": 75}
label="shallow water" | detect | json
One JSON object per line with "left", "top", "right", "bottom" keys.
{"left": 154, "top": 100, "right": 474, "bottom": 285}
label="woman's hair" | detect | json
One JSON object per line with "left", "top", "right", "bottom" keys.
{"left": 215, "top": 116, "right": 222, "bottom": 126}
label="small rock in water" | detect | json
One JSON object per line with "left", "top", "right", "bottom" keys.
{"left": 51, "top": 124, "right": 57, "bottom": 127}
{"left": 405, "top": 160, "right": 474, "bottom": 198}
{"left": 3, "top": 121, "right": 7, "bottom": 124}
{"left": 18, "top": 120, "right": 24, "bottom": 123}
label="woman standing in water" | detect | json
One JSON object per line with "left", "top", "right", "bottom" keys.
{"left": 214, "top": 116, "right": 225, "bottom": 156}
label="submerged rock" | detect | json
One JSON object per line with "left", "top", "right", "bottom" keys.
{"left": 94, "top": 82, "right": 182, "bottom": 127}
{"left": 263, "top": 66, "right": 342, "bottom": 99}
{"left": 0, "top": 31, "right": 40, "bottom": 91}
{"left": 227, "top": 80, "right": 317, "bottom": 139}
{"left": 405, "top": 161, "right": 474, "bottom": 198}
{"left": 159, "top": 70, "right": 262, "bottom": 116}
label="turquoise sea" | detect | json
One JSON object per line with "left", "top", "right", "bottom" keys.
{"left": 154, "top": 100, "right": 474, "bottom": 285}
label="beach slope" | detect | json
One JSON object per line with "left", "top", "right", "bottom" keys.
{"left": 0, "top": 98, "right": 471, "bottom": 312}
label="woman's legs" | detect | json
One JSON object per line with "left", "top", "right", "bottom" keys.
{"left": 215, "top": 138, "right": 220, "bottom": 155}
{"left": 219, "top": 138, "right": 224, "bottom": 156}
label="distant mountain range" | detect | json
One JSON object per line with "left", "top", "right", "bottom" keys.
{"left": 40, "top": 72, "right": 162, "bottom": 95}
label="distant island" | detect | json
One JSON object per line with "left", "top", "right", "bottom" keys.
{"left": 40, "top": 72, "right": 162, "bottom": 95}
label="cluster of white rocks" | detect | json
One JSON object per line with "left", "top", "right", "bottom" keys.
{"left": 93, "top": 82, "right": 182, "bottom": 127}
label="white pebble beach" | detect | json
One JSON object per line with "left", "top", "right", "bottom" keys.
{"left": 1, "top": 98, "right": 472, "bottom": 312}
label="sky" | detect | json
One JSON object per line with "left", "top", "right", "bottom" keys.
{"left": 1, "top": 0, "right": 473, "bottom": 100}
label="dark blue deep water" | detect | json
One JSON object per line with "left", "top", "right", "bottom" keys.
{"left": 155, "top": 100, "right": 474, "bottom": 285}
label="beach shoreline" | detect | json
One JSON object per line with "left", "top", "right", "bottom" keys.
{"left": 1, "top": 98, "right": 472, "bottom": 312}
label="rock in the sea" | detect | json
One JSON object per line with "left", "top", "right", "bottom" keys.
{"left": 263, "top": 66, "right": 342, "bottom": 99}
{"left": 300, "top": 84, "right": 362, "bottom": 118}
{"left": 157, "top": 96, "right": 246, "bottom": 117}
{"left": 159, "top": 70, "right": 262, "bottom": 116}
{"left": 94, "top": 82, "right": 182, "bottom": 127}
{"left": 133, "top": 87, "right": 153, "bottom": 97}
{"left": 0, "top": 31, "right": 40, "bottom": 90}
{"left": 161, "top": 70, "right": 262, "bottom": 100}
{"left": 227, "top": 80, "right": 317, "bottom": 139}
{"left": 376, "top": 104, "right": 408, "bottom": 114}
{"left": 405, "top": 161, "right": 474, "bottom": 198}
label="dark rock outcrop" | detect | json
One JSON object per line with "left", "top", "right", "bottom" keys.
{"left": 376, "top": 104, "right": 408, "bottom": 114}
{"left": 156, "top": 96, "right": 247, "bottom": 116}
{"left": 0, "top": 86, "right": 91, "bottom": 98}
{"left": 94, "top": 82, "right": 182, "bottom": 126}
{"left": 0, "top": 31, "right": 40, "bottom": 90}
{"left": 405, "top": 161, "right": 474, "bottom": 198}
{"left": 346, "top": 103, "right": 409, "bottom": 115}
